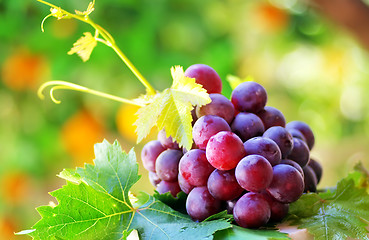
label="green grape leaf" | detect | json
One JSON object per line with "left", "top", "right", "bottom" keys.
{"left": 226, "top": 75, "right": 254, "bottom": 90}
{"left": 135, "top": 66, "right": 211, "bottom": 150}
{"left": 287, "top": 171, "right": 369, "bottom": 240}
{"left": 20, "top": 140, "right": 231, "bottom": 240}
{"left": 214, "top": 225, "right": 290, "bottom": 240}
{"left": 68, "top": 32, "right": 97, "bottom": 62}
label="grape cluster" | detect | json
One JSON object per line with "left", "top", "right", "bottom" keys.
{"left": 141, "top": 64, "right": 323, "bottom": 228}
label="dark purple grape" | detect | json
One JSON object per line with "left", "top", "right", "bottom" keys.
{"left": 186, "top": 186, "right": 222, "bottom": 221}
{"left": 178, "top": 172, "right": 195, "bottom": 194}
{"left": 157, "top": 129, "right": 180, "bottom": 149}
{"left": 207, "top": 169, "right": 244, "bottom": 201}
{"left": 287, "top": 138, "right": 310, "bottom": 167}
{"left": 257, "top": 106, "right": 286, "bottom": 129}
{"left": 231, "top": 81, "right": 267, "bottom": 113}
{"left": 235, "top": 155, "right": 273, "bottom": 192}
{"left": 280, "top": 159, "right": 304, "bottom": 177}
{"left": 155, "top": 149, "right": 183, "bottom": 182}
{"left": 260, "top": 191, "right": 289, "bottom": 222}
{"left": 266, "top": 164, "right": 304, "bottom": 203}
{"left": 263, "top": 126, "right": 293, "bottom": 158}
{"left": 192, "top": 115, "right": 231, "bottom": 149}
{"left": 196, "top": 93, "right": 235, "bottom": 124}
{"left": 243, "top": 137, "right": 282, "bottom": 166}
{"left": 149, "top": 171, "right": 161, "bottom": 187}
{"left": 286, "top": 121, "right": 315, "bottom": 150}
{"left": 231, "top": 112, "right": 265, "bottom": 141}
{"left": 191, "top": 108, "right": 198, "bottom": 125}
{"left": 308, "top": 158, "right": 323, "bottom": 183}
{"left": 156, "top": 180, "right": 181, "bottom": 197}
{"left": 206, "top": 131, "right": 246, "bottom": 170}
{"left": 141, "top": 140, "right": 166, "bottom": 172}
{"left": 303, "top": 165, "right": 318, "bottom": 192}
{"left": 179, "top": 149, "right": 214, "bottom": 186}
{"left": 233, "top": 192, "right": 271, "bottom": 228}
{"left": 288, "top": 128, "right": 307, "bottom": 143}
{"left": 184, "top": 64, "right": 222, "bottom": 94}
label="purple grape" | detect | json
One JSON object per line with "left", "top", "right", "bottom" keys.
{"left": 206, "top": 131, "right": 246, "bottom": 170}
{"left": 231, "top": 112, "right": 265, "bottom": 141}
{"left": 303, "top": 165, "right": 318, "bottom": 192}
{"left": 266, "top": 164, "right": 304, "bottom": 203}
{"left": 288, "top": 128, "right": 307, "bottom": 143}
{"left": 141, "top": 140, "right": 166, "bottom": 172}
{"left": 286, "top": 121, "right": 315, "bottom": 150}
{"left": 243, "top": 137, "right": 282, "bottom": 166}
{"left": 157, "top": 129, "right": 180, "bottom": 149}
{"left": 156, "top": 180, "right": 181, "bottom": 197}
{"left": 280, "top": 159, "right": 304, "bottom": 177}
{"left": 149, "top": 171, "right": 161, "bottom": 187}
{"left": 235, "top": 155, "right": 273, "bottom": 192}
{"left": 179, "top": 149, "right": 214, "bottom": 186}
{"left": 257, "top": 106, "right": 286, "bottom": 129}
{"left": 233, "top": 192, "right": 271, "bottom": 228}
{"left": 207, "top": 169, "right": 244, "bottom": 201}
{"left": 186, "top": 186, "right": 222, "bottom": 221}
{"left": 287, "top": 138, "right": 310, "bottom": 167}
{"left": 260, "top": 191, "right": 289, "bottom": 222}
{"left": 184, "top": 64, "right": 222, "bottom": 94}
{"left": 192, "top": 115, "right": 231, "bottom": 149}
{"left": 178, "top": 172, "right": 195, "bottom": 194}
{"left": 263, "top": 126, "right": 294, "bottom": 159}
{"left": 308, "top": 158, "right": 323, "bottom": 183}
{"left": 155, "top": 149, "right": 183, "bottom": 182}
{"left": 231, "top": 81, "right": 267, "bottom": 113}
{"left": 196, "top": 93, "right": 235, "bottom": 124}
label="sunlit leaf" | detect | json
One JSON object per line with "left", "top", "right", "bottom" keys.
{"left": 68, "top": 32, "right": 97, "bottom": 62}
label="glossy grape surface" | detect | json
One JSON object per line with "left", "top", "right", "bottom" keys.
{"left": 231, "top": 81, "right": 267, "bottom": 113}
{"left": 155, "top": 149, "right": 183, "bottom": 182}
{"left": 184, "top": 64, "right": 222, "bottom": 94}
{"left": 243, "top": 137, "right": 282, "bottom": 166}
{"left": 257, "top": 106, "right": 286, "bottom": 129}
{"left": 231, "top": 112, "right": 265, "bottom": 141}
{"left": 196, "top": 93, "right": 235, "bottom": 124}
{"left": 207, "top": 169, "right": 244, "bottom": 200}
{"left": 141, "top": 140, "right": 166, "bottom": 172}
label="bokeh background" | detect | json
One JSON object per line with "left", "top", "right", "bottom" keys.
{"left": 1, "top": 0, "right": 369, "bottom": 239}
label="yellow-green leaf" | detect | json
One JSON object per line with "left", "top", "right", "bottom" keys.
{"left": 75, "top": 0, "right": 95, "bottom": 16}
{"left": 67, "top": 32, "right": 97, "bottom": 62}
{"left": 135, "top": 66, "right": 211, "bottom": 149}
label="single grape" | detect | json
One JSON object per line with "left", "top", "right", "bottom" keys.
{"left": 231, "top": 112, "right": 265, "bottom": 141}
{"left": 235, "top": 155, "right": 273, "bottom": 192}
{"left": 184, "top": 64, "right": 222, "bottom": 94}
{"left": 196, "top": 93, "right": 235, "bottom": 124}
{"left": 266, "top": 164, "right": 304, "bottom": 203}
{"left": 257, "top": 106, "right": 286, "bottom": 129}
{"left": 259, "top": 191, "right": 289, "bottom": 222}
{"left": 155, "top": 149, "right": 183, "bottom": 182}
{"left": 286, "top": 121, "right": 315, "bottom": 150}
{"left": 178, "top": 172, "right": 195, "bottom": 194}
{"left": 157, "top": 129, "right": 179, "bottom": 149}
{"left": 308, "top": 158, "right": 323, "bottom": 183}
{"left": 179, "top": 149, "right": 215, "bottom": 186}
{"left": 207, "top": 169, "right": 244, "bottom": 201}
{"left": 243, "top": 137, "right": 282, "bottom": 166}
{"left": 231, "top": 81, "right": 267, "bottom": 113}
{"left": 288, "top": 128, "right": 307, "bottom": 143}
{"left": 149, "top": 171, "right": 161, "bottom": 187}
{"left": 287, "top": 138, "right": 310, "bottom": 167}
{"left": 206, "top": 131, "right": 246, "bottom": 170}
{"left": 156, "top": 180, "right": 181, "bottom": 197}
{"left": 233, "top": 192, "right": 271, "bottom": 228}
{"left": 263, "top": 126, "right": 293, "bottom": 159}
{"left": 303, "top": 165, "right": 318, "bottom": 192}
{"left": 280, "top": 159, "right": 304, "bottom": 177}
{"left": 141, "top": 140, "right": 166, "bottom": 172}
{"left": 186, "top": 186, "right": 222, "bottom": 221}
{"left": 192, "top": 115, "right": 231, "bottom": 149}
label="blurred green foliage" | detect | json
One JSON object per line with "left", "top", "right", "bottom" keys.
{"left": 1, "top": 0, "right": 369, "bottom": 238}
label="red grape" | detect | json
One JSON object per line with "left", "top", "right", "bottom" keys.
{"left": 231, "top": 112, "right": 265, "bottom": 141}
{"left": 243, "top": 137, "right": 282, "bottom": 166}
{"left": 231, "top": 81, "right": 267, "bottom": 113}
{"left": 155, "top": 149, "right": 183, "bottom": 182}
{"left": 184, "top": 64, "right": 222, "bottom": 94}
{"left": 207, "top": 169, "right": 244, "bottom": 201}
{"left": 257, "top": 106, "right": 286, "bottom": 129}
{"left": 263, "top": 126, "right": 293, "bottom": 159}
{"left": 196, "top": 93, "right": 235, "bottom": 124}
{"left": 141, "top": 140, "right": 166, "bottom": 172}
{"left": 156, "top": 180, "right": 181, "bottom": 197}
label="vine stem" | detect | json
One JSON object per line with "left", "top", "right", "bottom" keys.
{"left": 38, "top": 81, "right": 145, "bottom": 107}
{"left": 36, "top": 0, "right": 156, "bottom": 95}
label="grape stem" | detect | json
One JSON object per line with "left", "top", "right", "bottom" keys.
{"left": 36, "top": 0, "right": 156, "bottom": 95}
{"left": 38, "top": 81, "right": 145, "bottom": 107}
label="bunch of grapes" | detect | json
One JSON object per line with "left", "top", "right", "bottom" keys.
{"left": 141, "top": 64, "right": 323, "bottom": 228}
